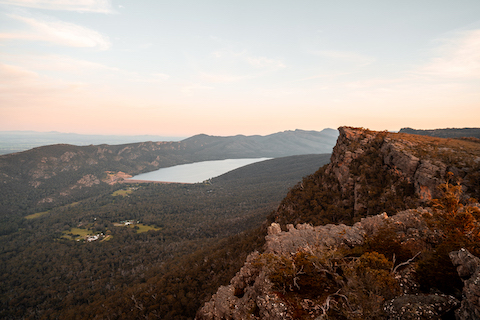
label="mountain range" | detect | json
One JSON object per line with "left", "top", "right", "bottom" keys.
{"left": 0, "top": 128, "right": 338, "bottom": 155}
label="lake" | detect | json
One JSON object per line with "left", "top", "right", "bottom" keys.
{"left": 128, "top": 158, "right": 271, "bottom": 183}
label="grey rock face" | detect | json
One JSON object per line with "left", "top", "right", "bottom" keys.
{"left": 449, "top": 248, "right": 480, "bottom": 320}
{"left": 384, "top": 294, "right": 459, "bottom": 320}
{"left": 381, "top": 139, "right": 420, "bottom": 177}
{"left": 414, "top": 160, "right": 446, "bottom": 201}
{"left": 265, "top": 222, "right": 365, "bottom": 256}
{"left": 196, "top": 252, "right": 291, "bottom": 320}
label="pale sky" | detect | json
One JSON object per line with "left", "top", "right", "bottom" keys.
{"left": 1, "top": 1, "right": 480, "bottom": 136}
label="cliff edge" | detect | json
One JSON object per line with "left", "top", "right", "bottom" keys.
{"left": 197, "top": 127, "right": 480, "bottom": 320}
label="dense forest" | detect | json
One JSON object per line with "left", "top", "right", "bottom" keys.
{"left": 0, "top": 154, "right": 331, "bottom": 319}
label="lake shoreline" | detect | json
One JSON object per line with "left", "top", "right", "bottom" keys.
{"left": 121, "top": 179, "right": 193, "bottom": 185}
{"left": 127, "top": 157, "right": 271, "bottom": 184}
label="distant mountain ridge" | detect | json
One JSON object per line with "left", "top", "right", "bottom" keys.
{"left": 0, "top": 131, "right": 186, "bottom": 155}
{"left": 0, "top": 128, "right": 338, "bottom": 215}
{"left": 399, "top": 127, "right": 480, "bottom": 139}
{"left": 182, "top": 129, "right": 338, "bottom": 158}
{"left": 0, "top": 129, "right": 338, "bottom": 155}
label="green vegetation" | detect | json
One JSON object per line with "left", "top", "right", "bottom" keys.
{"left": 131, "top": 223, "right": 161, "bottom": 233}
{"left": 24, "top": 210, "right": 49, "bottom": 219}
{"left": 0, "top": 153, "right": 330, "bottom": 320}
{"left": 61, "top": 227, "right": 95, "bottom": 240}
{"left": 112, "top": 189, "right": 133, "bottom": 197}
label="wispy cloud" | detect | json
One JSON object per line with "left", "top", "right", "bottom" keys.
{"left": 416, "top": 29, "right": 480, "bottom": 79}
{"left": 0, "top": 0, "right": 114, "bottom": 13}
{"left": 0, "top": 53, "right": 118, "bottom": 73}
{"left": 0, "top": 62, "right": 38, "bottom": 82}
{"left": 0, "top": 62, "right": 87, "bottom": 109}
{"left": 0, "top": 51, "right": 174, "bottom": 90}
{"left": 1, "top": 13, "right": 111, "bottom": 50}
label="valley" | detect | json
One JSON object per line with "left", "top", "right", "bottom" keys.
{"left": 0, "top": 145, "right": 331, "bottom": 319}
{"left": 1, "top": 127, "right": 480, "bottom": 319}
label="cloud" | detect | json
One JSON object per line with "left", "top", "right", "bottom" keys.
{"left": 2, "top": 13, "right": 111, "bottom": 50}
{"left": 0, "top": 63, "right": 38, "bottom": 82}
{"left": 0, "top": 62, "right": 87, "bottom": 109}
{"left": 0, "top": 0, "right": 114, "bottom": 13}
{"left": 0, "top": 52, "right": 172, "bottom": 90}
{"left": 416, "top": 29, "right": 480, "bottom": 79}
{"left": 0, "top": 53, "right": 118, "bottom": 74}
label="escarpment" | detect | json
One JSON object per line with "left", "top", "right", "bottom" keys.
{"left": 198, "top": 127, "right": 480, "bottom": 320}
{"left": 273, "top": 127, "right": 480, "bottom": 227}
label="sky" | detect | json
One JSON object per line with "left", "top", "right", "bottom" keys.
{"left": 1, "top": 0, "right": 480, "bottom": 137}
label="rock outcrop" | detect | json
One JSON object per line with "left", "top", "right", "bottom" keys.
{"left": 196, "top": 208, "right": 445, "bottom": 320}
{"left": 275, "top": 127, "right": 480, "bottom": 228}
{"left": 384, "top": 294, "right": 459, "bottom": 320}
{"left": 450, "top": 248, "right": 480, "bottom": 320}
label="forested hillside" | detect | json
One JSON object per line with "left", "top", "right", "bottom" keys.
{"left": 0, "top": 154, "right": 331, "bottom": 319}
{"left": 399, "top": 127, "right": 480, "bottom": 139}
{"left": 0, "top": 129, "right": 337, "bottom": 217}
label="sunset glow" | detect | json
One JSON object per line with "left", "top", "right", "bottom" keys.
{"left": 1, "top": 1, "right": 480, "bottom": 136}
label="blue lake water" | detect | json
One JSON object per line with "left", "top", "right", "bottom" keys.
{"left": 128, "top": 158, "right": 271, "bottom": 183}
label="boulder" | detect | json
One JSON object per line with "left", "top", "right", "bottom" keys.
{"left": 449, "top": 248, "right": 480, "bottom": 320}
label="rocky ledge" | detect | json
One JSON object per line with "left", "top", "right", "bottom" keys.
{"left": 197, "top": 207, "right": 480, "bottom": 320}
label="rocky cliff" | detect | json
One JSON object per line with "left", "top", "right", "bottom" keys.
{"left": 273, "top": 127, "right": 480, "bottom": 227}
{"left": 197, "top": 127, "right": 480, "bottom": 320}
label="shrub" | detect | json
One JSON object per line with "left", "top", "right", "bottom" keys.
{"left": 416, "top": 175, "right": 480, "bottom": 296}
